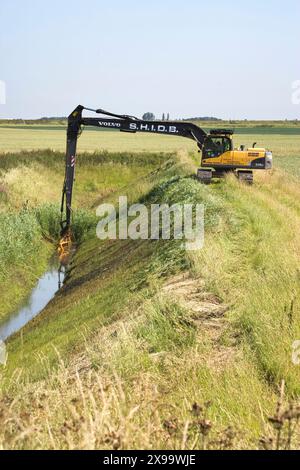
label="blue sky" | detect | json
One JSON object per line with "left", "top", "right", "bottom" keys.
{"left": 0, "top": 0, "right": 299, "bottom": 119}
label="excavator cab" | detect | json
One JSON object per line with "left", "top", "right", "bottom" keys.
{"left": 203, "top": 130, "right": 233, "bottom": 159}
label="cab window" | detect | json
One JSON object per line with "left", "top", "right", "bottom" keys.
{"left": 203, "top": 137, "right": 232, "bottom": 158}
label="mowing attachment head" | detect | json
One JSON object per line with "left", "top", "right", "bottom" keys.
{"left": 58, "top": 228, "right": 73, "bottom": 265}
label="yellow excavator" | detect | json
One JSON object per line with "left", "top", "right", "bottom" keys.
{"left": 59, "top": 105, "right": 273, "bottom": 260}
{"left": 198, "top": 128, "right": 272, "bottom": 183}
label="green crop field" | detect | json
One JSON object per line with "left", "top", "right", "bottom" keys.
{"left": 0, "top": 124, "right": 300, "bottom": 449}
{"left": 1, "top": 122, "right": 299, "bottom": 175}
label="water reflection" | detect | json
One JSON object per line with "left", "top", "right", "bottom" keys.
{"left": 0, "top": 259, "right": 65, "bottom": 341}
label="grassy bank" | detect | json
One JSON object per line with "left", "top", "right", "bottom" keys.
{"left": 0, "top": 209, "right": 52, "bottom": 322}
{"left": 0, "top": 150, "right": 168, "bottom": 210}
{"left": 1, "top": 124, "right": 299, "bottom": 180}
{"left": 0, "top": 204, "right": 97, "bottom": 323}
{"left": 0, "top": 149, "right": 171, "bottom": 323}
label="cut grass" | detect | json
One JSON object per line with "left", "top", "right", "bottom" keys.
{"left": 189, "top": 170, "right": 300, "bottom": 395}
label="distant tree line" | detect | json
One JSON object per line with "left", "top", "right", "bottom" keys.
{"left": 1, "top": 115, "right": 299, "bottom": 126}
{"left": 139, "top": 115, "right": 223, "bottom": 122}
{"left": 0, "top": 117, "right": 67, "bottom": 125}
{"left": 182, "top": 116, "right": 222, "bottom": 121}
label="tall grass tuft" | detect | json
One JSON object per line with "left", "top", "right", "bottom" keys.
{"left": 34, "top": 203, "right": 97, "bottom": 242}
{"left": 0, "top": 210, "right": 42, "bottom": 276}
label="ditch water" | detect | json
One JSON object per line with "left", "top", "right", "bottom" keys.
{"left": 0, "top": 256, "right": 65, "bottom": 342}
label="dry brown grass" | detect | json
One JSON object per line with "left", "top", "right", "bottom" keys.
{"left": 0, "top": 281, "right": 277, "bottom": 450}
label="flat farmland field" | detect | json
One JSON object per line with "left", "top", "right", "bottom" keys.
{"left": 0, "top": 123, "right": 299, "bottom": 175}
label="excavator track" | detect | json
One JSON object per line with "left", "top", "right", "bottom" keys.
{"left": 197, "top": 169, "right": 212, "bottom": 185}
{"left": 236, "top": 170, "right": 253, "bottom": 185}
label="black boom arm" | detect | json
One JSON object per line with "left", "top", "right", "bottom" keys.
{"left": 61, "top": 105, "right": 207, "bottom": 234}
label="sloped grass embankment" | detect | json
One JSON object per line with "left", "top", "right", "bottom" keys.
{"left": 1, "top": 148, "right": 300, "bottom": 449}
